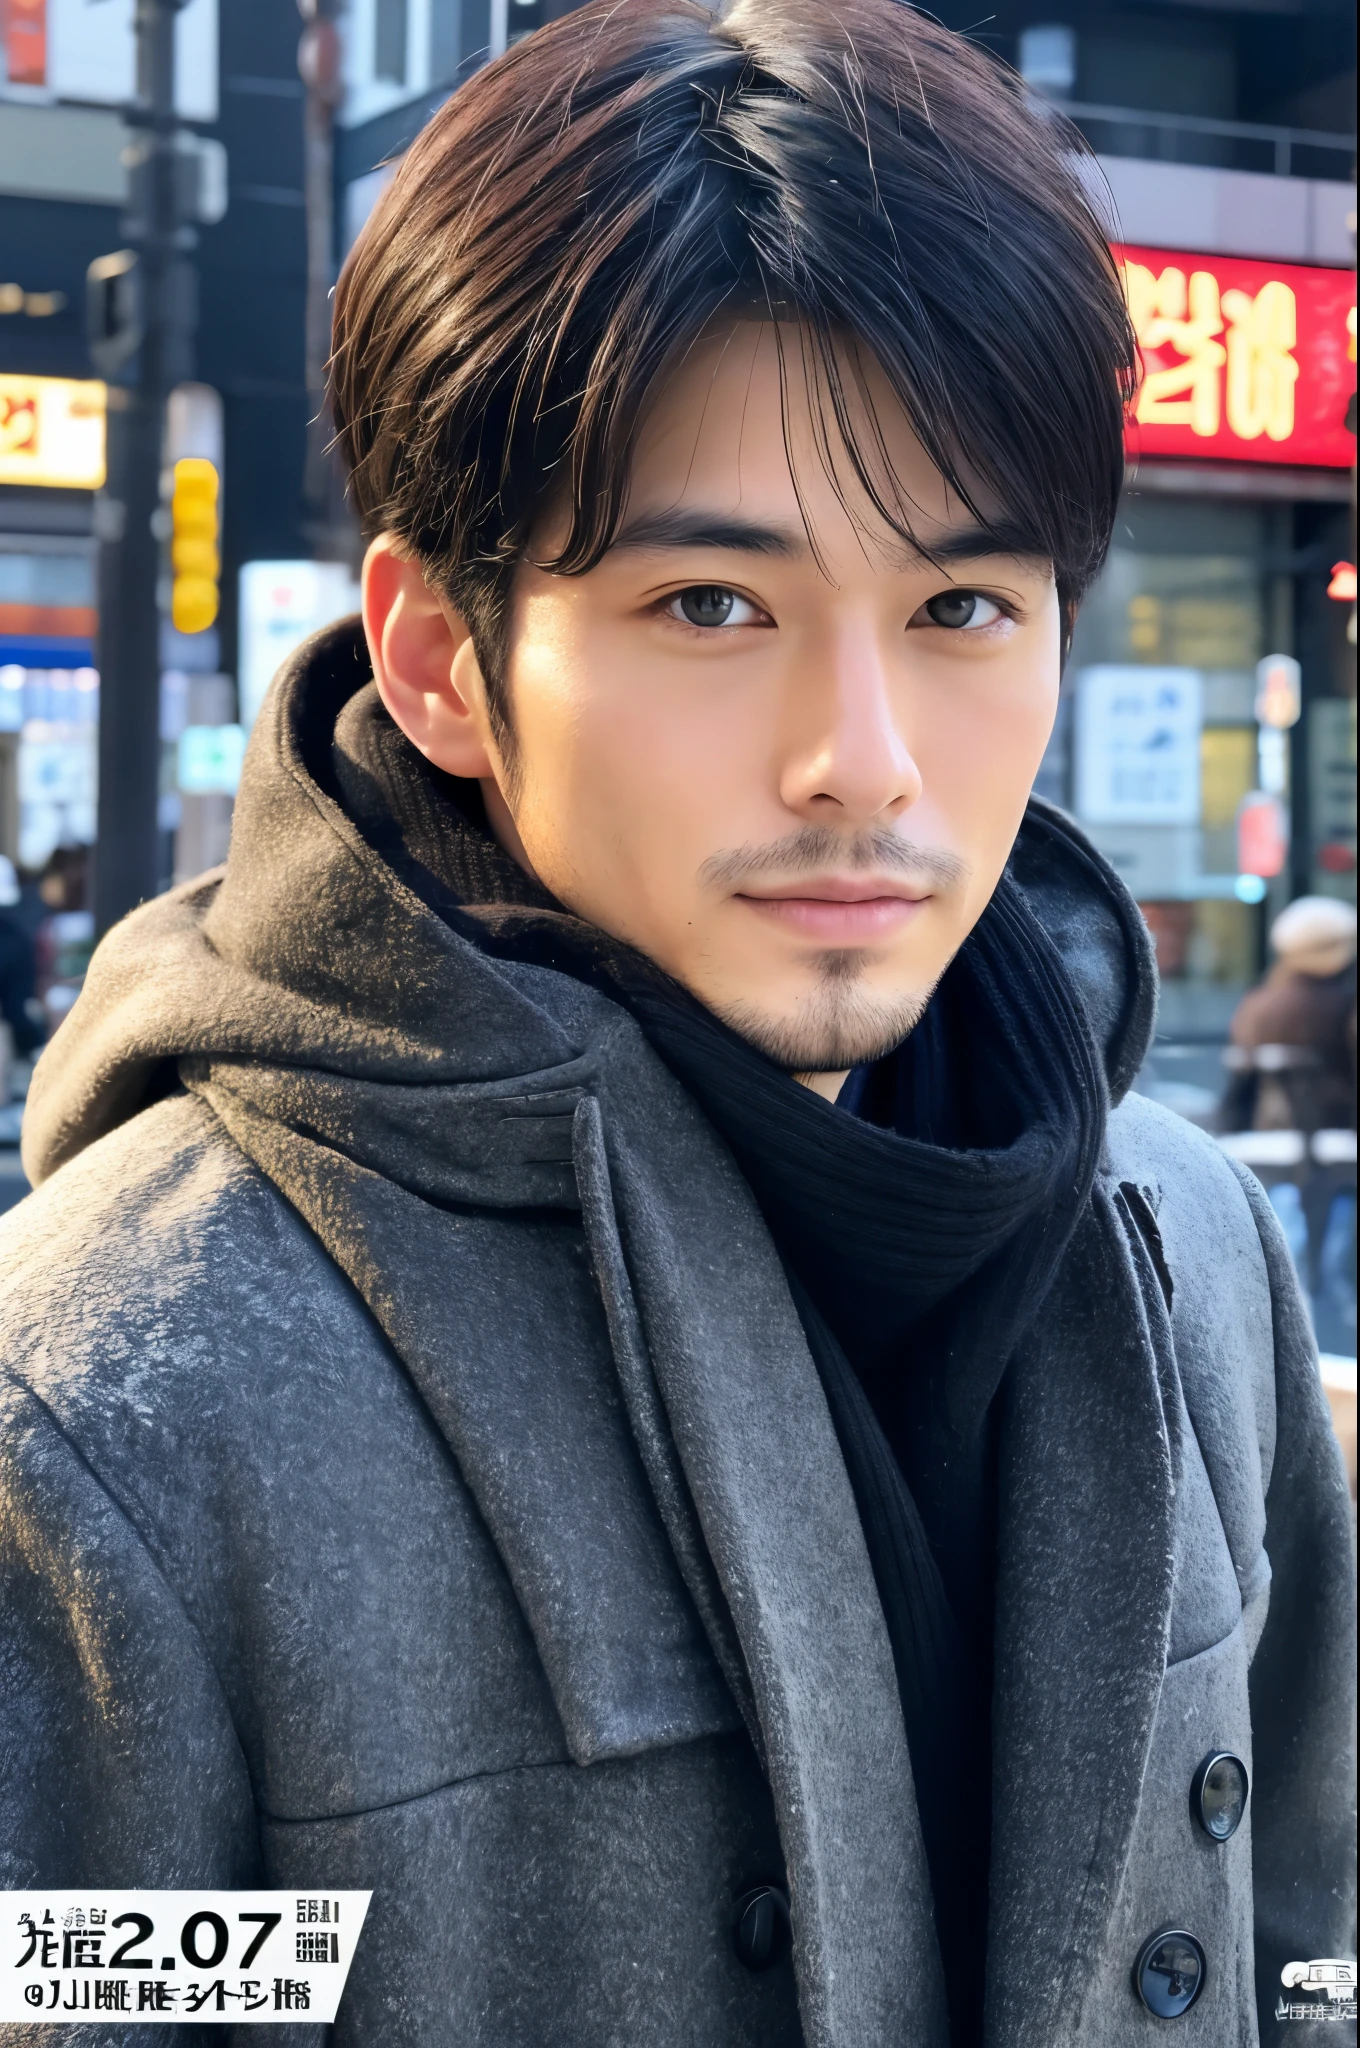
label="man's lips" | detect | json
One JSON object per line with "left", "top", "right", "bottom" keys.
{"left": 734, "top": 877, "right": 932, "bottom": 942}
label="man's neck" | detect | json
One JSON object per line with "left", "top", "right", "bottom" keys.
{"left": 794, "top": 1068, "right": 850, "bottom": 1103}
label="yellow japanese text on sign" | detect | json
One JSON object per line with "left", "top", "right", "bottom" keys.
{"left": 1114, "top": 243, "right": 1354, "bottom": 468}
{"left": 1122, "top": 261, "right": 1298, "bottom": 442}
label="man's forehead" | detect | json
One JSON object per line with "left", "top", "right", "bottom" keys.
{"left": 631, "top": 318, "right": 948, "bottom": 509}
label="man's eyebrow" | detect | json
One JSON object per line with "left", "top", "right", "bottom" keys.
{"left": 922, "top": 519, "right": 1051, "bottom": 569}
{"left": 607, "top": 509, "right": 809, "bottom": 557}
{"left": 606, "top": 506, "right": 1052, "bottom": 571}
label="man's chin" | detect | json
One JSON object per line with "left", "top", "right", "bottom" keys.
{"left": 706, "top": 962, "right": 937, "bottom": 1075}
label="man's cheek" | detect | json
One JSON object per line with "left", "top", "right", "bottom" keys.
{"left": 925, "top": 703, "right": 1048, "bottom": 824}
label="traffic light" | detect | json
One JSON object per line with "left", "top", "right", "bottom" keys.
{"left": 169, "top": 455, "right": 220, "bottom": 635}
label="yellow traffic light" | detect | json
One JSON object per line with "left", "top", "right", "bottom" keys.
{"left": 170, "top": 456, "right": 219, "bottom": 635}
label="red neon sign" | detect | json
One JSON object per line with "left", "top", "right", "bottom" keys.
{"left": 1114, "top": 243, "right": 1356, "bottom": 469}
{"left": 3, "top": 0, "right": 46, "bottom": 89}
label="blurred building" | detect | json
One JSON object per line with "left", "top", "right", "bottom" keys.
{"left": 980, "top": 0, "right": 1356, "bottom": 1041}
{"left": 337, "top": 0, "right": 575, "bottom": 251}
{"left": 3, "top": 0, "right": 1356, "bottom": 1051}
{"left": 0, "top": 0, "right": 312, "bottom": 894}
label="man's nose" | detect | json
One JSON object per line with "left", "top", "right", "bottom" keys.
{"left": 777, "top": 625, "right": 922, "bottom": 824}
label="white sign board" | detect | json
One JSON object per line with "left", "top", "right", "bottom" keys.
{"left": 47, "top": 0, "right": 219, "bottom": 123}
{"left": 1081, "top": 822, "right": 1203, "bottom": 900}
{"left": 239, "top": 561, "right": 361, "bottom": 731}
{"left": 1074, "top": 666, "right": 1203, "bottom": 827}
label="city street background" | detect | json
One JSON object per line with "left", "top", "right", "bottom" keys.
{"left": 0, "top": 0, "right": 1354, "bottom": 1471}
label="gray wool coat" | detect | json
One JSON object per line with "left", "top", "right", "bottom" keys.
{"left": 1, "top": 625, "right": 1354, "bottom": 2048}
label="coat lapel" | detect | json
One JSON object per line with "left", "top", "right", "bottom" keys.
{"left": 986, "top": 1182, "right": 1178, "bottom": 2046}
{"left": 193, "top": 1056, "right": 744, "bottom": 1770}
{"left": 591, "top": 1033, "right": 948, "bottom": 2048}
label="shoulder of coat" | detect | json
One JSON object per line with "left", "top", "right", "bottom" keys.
{"left": 0, "top": 1091, "right": 353, "bottom": 1399}
{"left": 1106, "top": 1088, "right": 1250, "bottom": 1211}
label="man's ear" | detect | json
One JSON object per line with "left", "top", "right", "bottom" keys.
{"left": 362, "top": 533, "right": 499, "bottom": 780}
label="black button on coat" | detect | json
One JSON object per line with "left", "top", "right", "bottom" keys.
{"left": 734, "top": 1888, "right": 792, "bottom": 1971}
{"left": 1193, "top": 1752, "right": 1250, "bottom": 1841}
{"left": 1135, "top": 1930, "right": 1207, "bottom": 2018}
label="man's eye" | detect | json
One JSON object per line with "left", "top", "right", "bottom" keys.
{"left": 667, "top": 586, "right": 761, "bottom": 628}
{"left": 918, "top": 590, "right": 1004, "bottom": 630}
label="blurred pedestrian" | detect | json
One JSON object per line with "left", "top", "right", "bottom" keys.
{"left": 1224, "top": 897, "right": 1358, "bottom": 1358}
{"left": 35, "top": 842, "right": 89, "bottom": 917}
{"left": 28, "top": 844, "right": 95, "bottom": 1036}
{"left": 1223, "top": 895, "right": 1357, "bottom": 1134}
{"left": 0, "top": 855, "right": 43, "bottom": 1067}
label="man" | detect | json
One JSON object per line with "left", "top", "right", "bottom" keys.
{"left": 2, "top": 3, "right": 1353, "bottom": 2043}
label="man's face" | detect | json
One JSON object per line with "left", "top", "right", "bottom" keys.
{"left": 372, "top": 322, "right": 1062, "bottom": 1079}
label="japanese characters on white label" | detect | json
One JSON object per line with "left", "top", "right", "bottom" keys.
{"left": 1, "top": 1891, "right": 371, "bottom": 2026}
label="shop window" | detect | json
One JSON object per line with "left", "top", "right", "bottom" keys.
{"left": 1061, "top": 498, "right": 1273, "bottom": 1038}
{"left": 1188, "top": 898, "right": 1256, "bottom": 985}
{"left": 0, "top": 550, "right": 93, "bottom": 612}
{"left": 0, "top": 666, "right": 99, "bottom": 873}
{"left": 508, "top": 0, "right": 548, "bottom": 44}
{"left": 1200, "top": 725, "right": 1256, "bottom": 875}
{"left": 430, "top": 0, "right": 461, "bottom": 83}
{"left": 1074, "top": 552, "right": 1264, "bottom": 673}
{"left": 0, "top": 550, "right": 95, "bottom": 650}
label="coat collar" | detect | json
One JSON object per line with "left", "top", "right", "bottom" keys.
{"left": 191, "top": 1017, "right": 1177, "bottom": 2048}
{"left": 191, "top": 1001, "right": 952, "bottom": 2048}
{"left": 576, "top": 1051, "right": 1178, "bottom": 2048}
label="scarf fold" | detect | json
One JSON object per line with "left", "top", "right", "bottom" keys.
{"left": 329, "top": 684, "right": 1111, "bottom": 2046}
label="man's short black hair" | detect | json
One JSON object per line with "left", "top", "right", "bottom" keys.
{"left": 331, "top": 0, "right": 1136, "bottom": 739}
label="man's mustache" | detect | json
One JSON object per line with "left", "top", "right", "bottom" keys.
{"left": 698, "top": 826, "right": 971, "bottom": 892}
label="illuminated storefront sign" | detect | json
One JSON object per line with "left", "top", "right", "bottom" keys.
{"left": 1115, "top": 243, "right": 1356, "bottom": 469}
{"left": 0, "top": 376, "right": 106, "bottom": 490}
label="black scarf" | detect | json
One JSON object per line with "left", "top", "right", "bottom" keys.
{"left": 328, "top": 686, "right": 1108, "bottom": 2042}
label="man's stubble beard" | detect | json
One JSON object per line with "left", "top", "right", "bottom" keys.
{"left": 686, "top": 823, "right": 966, "bottom": 1071}
{"left": 708, "top": 945, "right": 938, "bottom": 1074}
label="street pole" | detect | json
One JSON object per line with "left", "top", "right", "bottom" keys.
{"left": 298, "top": 0, "right": 340, "bottom": 521}
{"left": 91, "top": 0, "right": 195, "bottom": 938}
{"left": 298, "top": 0, "right": 353, "bottom": 563}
